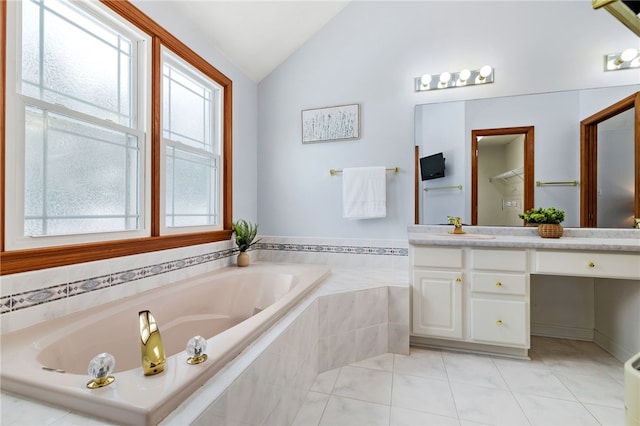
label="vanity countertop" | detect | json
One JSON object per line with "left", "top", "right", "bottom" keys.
{"left": 408, "top": 225, "right": 640, "bottom": 253}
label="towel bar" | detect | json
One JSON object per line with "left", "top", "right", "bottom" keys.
{"left": 536, "top": 180, "right": 579, "bottom": 186}
{"left": 330, "top": 167, "right": 399, "bottom": 176}
{"left": 424, "top": 184, "right": 463, "bottom": 192}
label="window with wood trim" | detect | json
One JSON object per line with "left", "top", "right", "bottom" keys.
{"left": 0, "top": 0, "right": 233, "bottom": 275}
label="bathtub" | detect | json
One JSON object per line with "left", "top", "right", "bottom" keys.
{"left": 0, "top": 263, "right": 330, "bottom": 425}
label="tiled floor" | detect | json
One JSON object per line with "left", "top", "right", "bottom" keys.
{"left": 292, "top": 336, "right": 627, "bottom": 426}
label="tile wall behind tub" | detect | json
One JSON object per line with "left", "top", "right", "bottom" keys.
{"left": 0, "top": 239, "right": 237, "bottom": 334}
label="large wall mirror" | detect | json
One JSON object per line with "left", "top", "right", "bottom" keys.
{"left": 414, "top": 84, "right": 639, "bottom": 227}
{"left": 580, "top": 92, "right": 640, "bottom": 228}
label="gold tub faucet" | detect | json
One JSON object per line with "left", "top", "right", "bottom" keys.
{"left": 139, "top": 310, "right": 166, "bottom": 375}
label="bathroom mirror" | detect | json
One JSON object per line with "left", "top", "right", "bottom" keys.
{"left": 580, "top": 91, "right": 639, "bottom": 228}
{"left": 414, "top": 84, "right": 640, "bottom": 227}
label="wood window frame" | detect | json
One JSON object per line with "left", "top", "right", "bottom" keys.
{"left": 0, "top": 0, "right": 233, "bottom": 275}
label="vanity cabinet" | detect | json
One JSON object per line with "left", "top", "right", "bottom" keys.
{"left": 411, "top": 247, "right": 463, "bottom": 339}
{"left": 469, "top": 249, "right": 529, "bottom": 347}
{"left": 410, "top": 245, "right": 530, "bottom": 354}
{"left": 535, "top": 250, "right": 640, "bottom": 279}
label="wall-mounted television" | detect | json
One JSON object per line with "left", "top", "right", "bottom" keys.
{"left": 420, "top": 152, "right": 446, "bottom": 181}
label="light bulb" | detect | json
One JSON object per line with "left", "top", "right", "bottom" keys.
{"left": 439, "top": 72, "right": 451, "bottom": 84}
{"left": 621, "top": 48, "right": 638, "bottom": 62}
{"left": 459, "top": 69, "right": 471, "bottom": 81}
{"left": 479, "top": 65, "right": 493, "bottom": 79}
{"left": 421, "top": 73, "right": 432, "bottom": 87}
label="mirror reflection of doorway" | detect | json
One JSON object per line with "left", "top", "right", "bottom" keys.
{"left": 580, "top": 91, "right": 639, "bottom": 228}
{"left": 471, "top": 126, "right": 534, "bottom": 225}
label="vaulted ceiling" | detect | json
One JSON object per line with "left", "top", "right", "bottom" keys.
{"left": 164, "top": 1, "right": 351, "bottom": 82}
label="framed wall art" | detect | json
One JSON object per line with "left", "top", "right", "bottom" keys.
{"left": 301, "top": 103, "right": 360, "bottom": 143}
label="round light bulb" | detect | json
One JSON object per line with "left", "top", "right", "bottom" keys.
{"left": 459, "top": 69, "right": 471, "bottom": 81}
{"left": 421, "top": 73, "right": 432, "bottom": 86}
{"left": 439, "top": 72, "right": 451, "bottom": 84}
{"left": 621, "top": 48, "right": 638, "bottom": 62}
{"left": 479, "top": 65, "right": 493, "bottom": 78}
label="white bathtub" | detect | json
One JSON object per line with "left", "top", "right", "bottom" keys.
{"left": 0, "top": 263, "right": 330, "bottom": 425}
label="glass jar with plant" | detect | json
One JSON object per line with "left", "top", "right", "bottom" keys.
{"left": 232, "top": 219, "right": 260, "bottom": 266}
{"left": 519, "top": 207, "right": 566, "bottom": 238}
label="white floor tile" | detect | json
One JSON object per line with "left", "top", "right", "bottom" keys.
{"left": 319, "top": 395, "right": 390, "bottom": 426}
{"left": 442, "top": 350, "right": 508, "bottom": 389}
{"left": 583, "top": 403, "right": 626, "bottom": 426}
{"left": 514, "top": 393, "right": 599, "bottom": 425}
{"left": 332, "top": 365, "right": 393, "bottom": 405}
{"left": 391, "top": 373, "right": 457, "bottom": 418}
{"left": 390, "top": 406, "right": 460, "bottom": 426}
{"left": 311, "top": 368, "right": 340, "bottom": 394}
{"left": 297, "top": 337, "right": 626, "bottom": 426}
{"left": 449, "top": 380, "right": 530, "bottom": 426}
{"left": 555, "top": 371, "right": 625, "bottom": 409}
{"left": 393, "top": 347, "right": 447, "bottom": 381}
{"left": 292, "top": 391, "right": 330, "bottom": 426}
{"left": 493, "top": 357, "right": 576, "bottom": 400}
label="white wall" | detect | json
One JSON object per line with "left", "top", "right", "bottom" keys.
{"left": 257, "top": 0, "right": 639, "bottom": 238}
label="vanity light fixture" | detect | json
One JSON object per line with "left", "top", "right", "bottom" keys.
{"left": 415, "top": 65, "right": 494, "bottom": 92}
{"left": 605, "top": 48, "right": 640, "bottom": 71}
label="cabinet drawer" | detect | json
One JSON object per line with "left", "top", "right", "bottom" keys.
{"left": 535, "top": 251, "right": 640, "bottom": 279}
{"left": 472, "top": 273, "right": 527, "bottom": 296}
{"left": 471, "top": 299, "right": 528, "bottom": 347}
{"left": 412, "top": 246, "right": 463, "bottom": 269}
{"left": 471, "top": 249, "right": 527, "bottom": 272}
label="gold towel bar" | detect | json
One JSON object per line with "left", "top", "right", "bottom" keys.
{"left": 536, "top": 180, "right": 579, "bottom": 186}
{"left": 424, "top": 184, "right": 463, "bottom": 192}
{"left": 329, "top": 167, "right": 399, "bottom": 176}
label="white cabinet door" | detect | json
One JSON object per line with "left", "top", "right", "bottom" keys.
{"left": 412, "top": 270, "right": 463, "bottom": 339}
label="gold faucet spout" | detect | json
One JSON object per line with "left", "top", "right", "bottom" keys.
{"left": 139, "top": 310, "right": 166, "bottom": 376}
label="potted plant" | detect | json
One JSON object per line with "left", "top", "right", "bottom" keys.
{"left": 519, "top": 207, "right": 566, "bottom": 238}
{"left": 232, "top": 219, "right": 260, "bottom": 266}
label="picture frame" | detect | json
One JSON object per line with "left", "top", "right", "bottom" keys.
{"left": 301, "top": 103, "right": 360, "bottom": 143}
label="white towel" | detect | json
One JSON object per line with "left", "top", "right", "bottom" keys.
{"left": 342, "top": 167, "right": 387, "bottom": 219}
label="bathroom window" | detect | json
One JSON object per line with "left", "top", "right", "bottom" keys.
{"left": 18, "top": 0, "right": 145, "bottom": 242}
{"left": 1, "top": 0, "right": 233, "bottom": 273}
{"left": 162, "top": 48, "right": 223, "bottom": 231}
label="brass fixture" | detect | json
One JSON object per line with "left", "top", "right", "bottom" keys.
{"left": 448, "top": 216, "right": 465, "bottom": 234}
{"left": 588, "top": 261, "right": 596, "bottom": 269}
{"left": 186, "top": 336, "right": 208, "bottom": 365}
{"left": 496, "top": 281, "right": 503, "bottom": 287}
{"left": 330, "top": 166, "right": 399, "bottom": 176}
{"left": 593, "top": 0, "right": 640, "bottom": 37}
{"left": 86, "top": 353, "right": 116, "bottom": 389}
{"left": 139, "top": 310, "right": 166, "bottom": 376}
{"left": 496, "top": 319, "right": 503, "bottom": 325}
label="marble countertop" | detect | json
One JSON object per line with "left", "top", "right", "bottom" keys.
{"left": 408, "top": 225, "right": 640, "bottom": 252}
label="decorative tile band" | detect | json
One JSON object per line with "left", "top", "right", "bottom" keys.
{"left": 1, "top": 242, "right": 407, "bottom": 316}
{"left": 2, "top": 248, "right": 237, "bottom": 315}
{"left": 256, "top": 242, "right": 408, "bottom": 257}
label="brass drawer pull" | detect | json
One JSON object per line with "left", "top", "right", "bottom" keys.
{"left": 496, "top": 281, "right": 502, "bottom": 287}
{"left": 456, "top": 277, "right": 462, "bottom": 283}
{"left": 588, "top": 261, "right": 595, "bottom": 268}
{"left": 496, "top": 319, "right": 503, "bottom": 325}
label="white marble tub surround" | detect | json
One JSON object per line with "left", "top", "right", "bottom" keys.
{"left": 1, "top": 263, "right": 330, "bottom": 425}
{"left": 1, "top": 264, "right": 410, "bottom": 426}
{"left": 408, "top": 225, "right": 640, "bottom": 252}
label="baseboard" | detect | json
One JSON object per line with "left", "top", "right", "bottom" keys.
{"left": 530, "top": 322, "right": 594, "bottom": 341}
{"left": 593, "top": 330, "right": 636, "bottom": 363}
